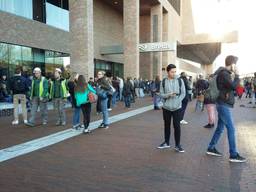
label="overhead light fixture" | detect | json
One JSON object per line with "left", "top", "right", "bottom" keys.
{"left": 114, "top": 1, "right": 118, "bottom": 5}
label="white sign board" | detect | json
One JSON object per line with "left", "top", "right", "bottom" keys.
{"left": 139, "top": 42, "right": 176, "bottom": 53}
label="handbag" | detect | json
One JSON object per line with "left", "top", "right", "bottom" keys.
{"left": 88, "top": 92, "right": 98, "bottom": 103}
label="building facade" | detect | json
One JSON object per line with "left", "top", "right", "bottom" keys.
{"left": 0, "top": 0, "right": 237, "bottom": 80}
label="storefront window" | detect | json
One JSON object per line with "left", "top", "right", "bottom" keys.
{"left": 45, "top": 51, "right": 70, "bottom": 77}
{"left": 0, "top": 42, "right": 69, "bottom": 79}
{"left": 21, "top": 47, "right": 33, "bottom": 74}
{"left": 9, "top": 45, "right": 22, "bottom": 76}
{"left": 0, "top": 0, "right": 32, "bottom": 19}
{"left": 95, "top": 59, "right": 124, "bottom": 78}
{"left": 0, "top": 43, "right": 9, "bottom": 76}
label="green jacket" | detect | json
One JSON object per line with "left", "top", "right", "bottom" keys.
{"left": 75, "top": 84, "right": 96, "bottom": 106}
{"left": 50, "top": 79, "right": 68, "bottom": 99}
{"left": 30, "top": 76, "right": 49, "bottom": 99}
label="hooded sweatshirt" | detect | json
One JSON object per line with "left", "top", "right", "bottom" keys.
{"left": 160, "top": 76, "right": 186, "bottom": 111}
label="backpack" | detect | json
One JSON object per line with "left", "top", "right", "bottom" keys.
{"left": 162, "top": 78, "right": 182, "bottom": 95}
{"left": 13, "top": 77, "right": 26, "bottom": 93}
{"left": 204, "top": 75, "right": 219, "bottom": 102}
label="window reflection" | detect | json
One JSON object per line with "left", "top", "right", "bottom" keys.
{"left": 0, "top": 42, "right": 69, "bottom": 79}
{"left": 46, "top": 2, "right": 69, "bottom": 31}
{"left": 0, "top": 0, "right": 32, "bottom": 19}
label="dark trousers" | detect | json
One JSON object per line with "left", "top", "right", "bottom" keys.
{"left": 124, "top": 94, "right": 131, "bottom": 108}
{"left": 96, "top": 98, "right": 101, "bottom": 113}
{"left": 180, "top": 97, "right": 189, "bottom": 120}
{"left": 162, "top": 108, "right": 182, "bottom": 146}
{"left": 107, "top": 95, "right": 112, "bottom": 109}
{"left": 81, "top": 103, "right": 92, "bottom": 129}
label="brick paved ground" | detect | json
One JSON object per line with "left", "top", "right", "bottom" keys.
{"left": 0, "top": 97, "right": 256, "bottom": 192}
{"left": 0, "top": 97, "right": 152, "bottom": 149}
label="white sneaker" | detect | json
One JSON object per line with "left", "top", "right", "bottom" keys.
{"left": 12, "top": 120, "right": 19, "bottom": 125}
{"left": 24, "top": 120, "right": 28, "bottom": 124}
{"left": 107, "top": 108, "right": 112, "bottom": 111}
{"left": 180, "top": 120, "right": 188, "bottom": 125}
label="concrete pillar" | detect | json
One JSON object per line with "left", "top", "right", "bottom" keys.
{"left": 139, "top": 15, "right": 151, "bottom": 80}
{"left": 123, "top": 0, "right": 140, "bottom": 78}
{"left": 162, "top": 12, "right": 169, "bottom": 76}
{"left": 202, "top": 64, "right": 214, "bottom": 76}
{"left": 69, "top": 0, "right": 94, "bottom": 79}
{"left": 151, "top": 4, "right": 163, "bottom": 79}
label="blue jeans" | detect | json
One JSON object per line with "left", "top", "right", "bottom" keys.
{"left": 73, "top": 107, "right": 81, "bottom": 126}
{"left": 180, "top": 97, "right": 189, "bottom": 120}
{"left": 208, "top": 104, "right": 238, "bottom": 157}
{"left": 112, "top": 91, "right": 118, "bottom": 107}
{"left": 119, "top": 88, "right": 123, "bottom": 101}
{"left": 101, "top": 98, "right": 109, "bottom": 126}
{"left": 124, "top": 95, "right": 131, "bottom": 108}
{"left": 153, "top": 94, "right": 161, "bottom": 107}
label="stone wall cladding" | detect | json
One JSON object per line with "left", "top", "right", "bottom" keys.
{"left": 0, "top": 10, "right": 69, "bottom": 53}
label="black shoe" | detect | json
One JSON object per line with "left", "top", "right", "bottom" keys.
{"left": 174, "top": 145, "right": 185, "bottom": 153}
{"left": 72, "top": 124, "right": 80, "bottom": 130}
{"left": 25, "top": 121, "right": 35, "bottom": 127}
{"left": 206, "top": 148, "right": 222, "bottom": 157}
{"left": 98, "top": 123, "right": 104, "bottom": 128}
{"left": 154, "top": 106, "right": 160, "bottom": 110}
{"left": 204, "top": 124, "right": 214, "bottom": 128}
{"left": 229, "top": 154, "right": 246, "bottom": 163}
{"left": 157, "top": 142, "right": 170, "bottom": 149}
{"left": 103, "top": 125, "right": 109, "bottom": 129}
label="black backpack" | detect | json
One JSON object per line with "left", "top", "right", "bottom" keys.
{"left": 13, "top": 77, "right": 26, "bottom": 93}
{"left": 162, "top": 78, "right": 182, "bottom": 95}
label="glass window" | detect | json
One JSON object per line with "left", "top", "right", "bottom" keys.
{"left": 9, "top": 44, "right": 22, "bottom": 76}
{"left": 46, "top": 2, "right": 69, "bottom": 31}
{"left": 45, "top": 51, "right": 69, "bottom": 75}
{"left": 21, "top": 47, "right": 33, "bottom": 74}
{"left": 0, "top": 0, "right": 32, "bottom": 19}
{"left": 0, "top": 43, "right": 9, "bottom": 76}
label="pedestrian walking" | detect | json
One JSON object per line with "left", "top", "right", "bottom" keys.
{"left": 206, "top": 55, "right": 246, "bottom": 163}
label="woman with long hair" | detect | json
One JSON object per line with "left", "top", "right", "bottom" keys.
{"left": 74, "top": 75, "right": 96, "bottom": 134}
{"left": 67, "top": 72, "right": 81, "bottom": 129}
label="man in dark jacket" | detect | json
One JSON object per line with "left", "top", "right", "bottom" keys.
{"left": 9, "top": 67, "right": 29, "bottom": 125}
{"left": 206, "top": 55, "right": 246, "bottom": 163}
{"left": 123, "top": 77, "right": 133, "bottom": 108}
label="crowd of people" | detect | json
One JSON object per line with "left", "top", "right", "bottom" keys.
{"left": 0, "top": 54, "right": 253, "bottom": 163}
{"left": 0, "top": 66, "right": 159, "bottom": 131}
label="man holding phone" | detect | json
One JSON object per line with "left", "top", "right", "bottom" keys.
{"left": 206, "top": 55, "right": 246, "bottom": 163}
{"left": 157, "top": 64, "right": 186, "bottom": 152}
